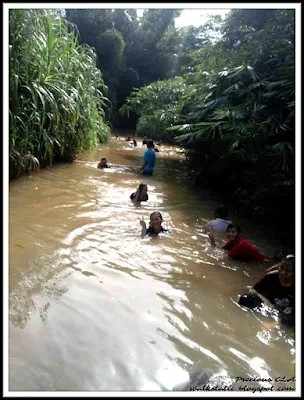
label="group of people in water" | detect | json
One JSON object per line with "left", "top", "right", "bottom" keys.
{"left": 97, "top": 138, "right": 164, "bottom": 236}
{"left": 129, "top": 183, "right": 167, "bottom": 237}
{"left": 98, "top": 136, "right": 295, "bottom": 327}
{"left": 137, "top": 196, "right": 295, "bottom": 326}
{"left": 206, "top": 204, "right": 295, "bottom": 325}
{"left": 207, "top": 205, "right": 267, "bottom": 263}
{"left": 114, "top": 134, "right": 161, "bottom": 152}
{"left": 98, "top": 136, "right": 159, "bottom": 176}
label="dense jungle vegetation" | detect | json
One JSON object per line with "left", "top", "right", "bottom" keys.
{"left": 9, "top": 9, "right": 110, "bottom": 179}
{"left": 9, "top": 8, "right": 295, "bottom": 247}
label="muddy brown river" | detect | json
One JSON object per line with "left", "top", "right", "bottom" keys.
{"left": 9, "top": 135, "right": 295, "bottom": 392}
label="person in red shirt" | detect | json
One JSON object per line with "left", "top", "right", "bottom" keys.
{"left": 208, "top": 223, "right": 267, "bottom": 263}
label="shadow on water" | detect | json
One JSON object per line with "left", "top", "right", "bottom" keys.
{"left": 9, "top": 250, "right": 72, "bottom": 329}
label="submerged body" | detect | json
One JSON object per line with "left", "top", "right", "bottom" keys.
{"left": 208, "top": 223, "right": 267, "bottom": 263}
{"left": 139, "top": 140, "right": 156, "bottom": 176}
{"left": 140, "top": 212, "right": 168, "bottom": 237}
{"left": 130, "top": 184, "right": 149, "bottom": 202}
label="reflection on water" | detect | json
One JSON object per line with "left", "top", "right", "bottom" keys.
{"left": 9, "top": 136, "right": 295, "bottom": 391}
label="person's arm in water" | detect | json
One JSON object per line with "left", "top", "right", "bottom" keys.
{"left": 249, "top": 288, "right": 274, "bottom": 308}
{"left": 133, "top": 187, "right": 142, "bottom": 202}
{"left": 250, "top": 273, "right": 276, "bottom": 308}
{"left": 134, "top": 189, "right": 140, "bottom": 202}
{"left": 139, "top": 216, "right": 147, "bottom": 238}
{"left": 207, "top": 229, "right": 216, "bottom": 247}
{"left": 139, "top": 161, "right": 147, "bottom": 174}
{"left": 205, "top": 221, "right": 213, "bottom": 233}
{"left": 207, "top": 230, "right": 234, "bottom": 258}
{"left": 265, "top": 261, "right": 282, "bottom": 272}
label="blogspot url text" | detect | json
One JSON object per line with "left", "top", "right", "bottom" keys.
{"left": 189, "top": 385, "right": 295, "bottom": 393}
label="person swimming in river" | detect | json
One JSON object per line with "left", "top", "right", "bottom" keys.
{"left": 208, "top": 223, "right": 268, "bottom": 263}
{"left": 140, "top": 212, "right": 168, "bottom": 238}
{"left": 130, "top": 183, "right": 148, "bottom": 202}
{"left": 238, "top": 254, "right": 295, "bottom": 325}
{"left": 97, "top": 157, "right": 110, "bottom": 169}
{"left": 206, "top": 204, "right": 232, "bottom": 231}
{"left": 133, "top": 139, "right": 137, "bottom": 146}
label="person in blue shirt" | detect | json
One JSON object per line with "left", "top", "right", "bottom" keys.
{"left": 139, "top": 140, "right": 156, "bottom": 175}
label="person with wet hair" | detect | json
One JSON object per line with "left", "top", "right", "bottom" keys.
{"left": 139, "top": 212, "right": 168, "bottom": 238}
{"left": 208, "top": 223, "right": 267, "bottom": 263}
{"left": 206, "top": 204, "right": 232, "bottom": 230}
{"left": 238, "top": 255, "right": 295, "bottom": 325}
{"left": 130, "top": 183, "right": 148, "bottom": 202}
{"left": 97, "top": 157, "right": 110, "bottom": 169}
{"left": 252, "top": 255, "right": 295, "bottom": 304}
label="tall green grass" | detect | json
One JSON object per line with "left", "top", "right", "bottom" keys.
{"left": 9, "top": 9, "right": 110, "bottom": 178}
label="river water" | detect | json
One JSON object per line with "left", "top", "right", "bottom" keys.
{"left": 9, "top": 135, "right": 295, "bottom": 392}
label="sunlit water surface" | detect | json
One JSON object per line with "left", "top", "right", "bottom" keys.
{"left": 9, "top": 136, "right": 295, "bottom": 391}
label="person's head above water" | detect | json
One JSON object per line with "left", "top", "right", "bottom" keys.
{"left": 226, "top": 223, "right": 241, "bottom": 241}
{"left": 149, "top": 211, "right": 163, "bottom": 230}
{"left": 214, "top": 204, "right": 228, "bottom": 219}
{"left": 147, "top": 140, "right": 154, "bottom": 149}
{"left": 238, "top": 293, "right": 263, "bottom": 309}
{"left": 100, "top": 157, "right": 108, "bottom": 166}
{"left": 138, "top": 183, "right": 148, "bottom": 196}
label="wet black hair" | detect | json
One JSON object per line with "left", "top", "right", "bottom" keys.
{"left": 138, "top": 183, "right": 147, "bottom": 197}
{"left": 101, "top": 157, "right": 107, "bottom": 161}
{"left": 147, "top": 140, "right": 154, "bottom": 148}
{"left": 238, "top": 293, "right": 263, "bottom": 309}
{"left": 138, "top": 183, "right": 147, "bottom": 191}
{"left": 150, "top": 211, "right": 162, "bottom": 221}
{"left": 226, "top": 223, "right": 241, "bottom": 235}
{"left": 215, "top": 204, "right": 228, "bottom": 219}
